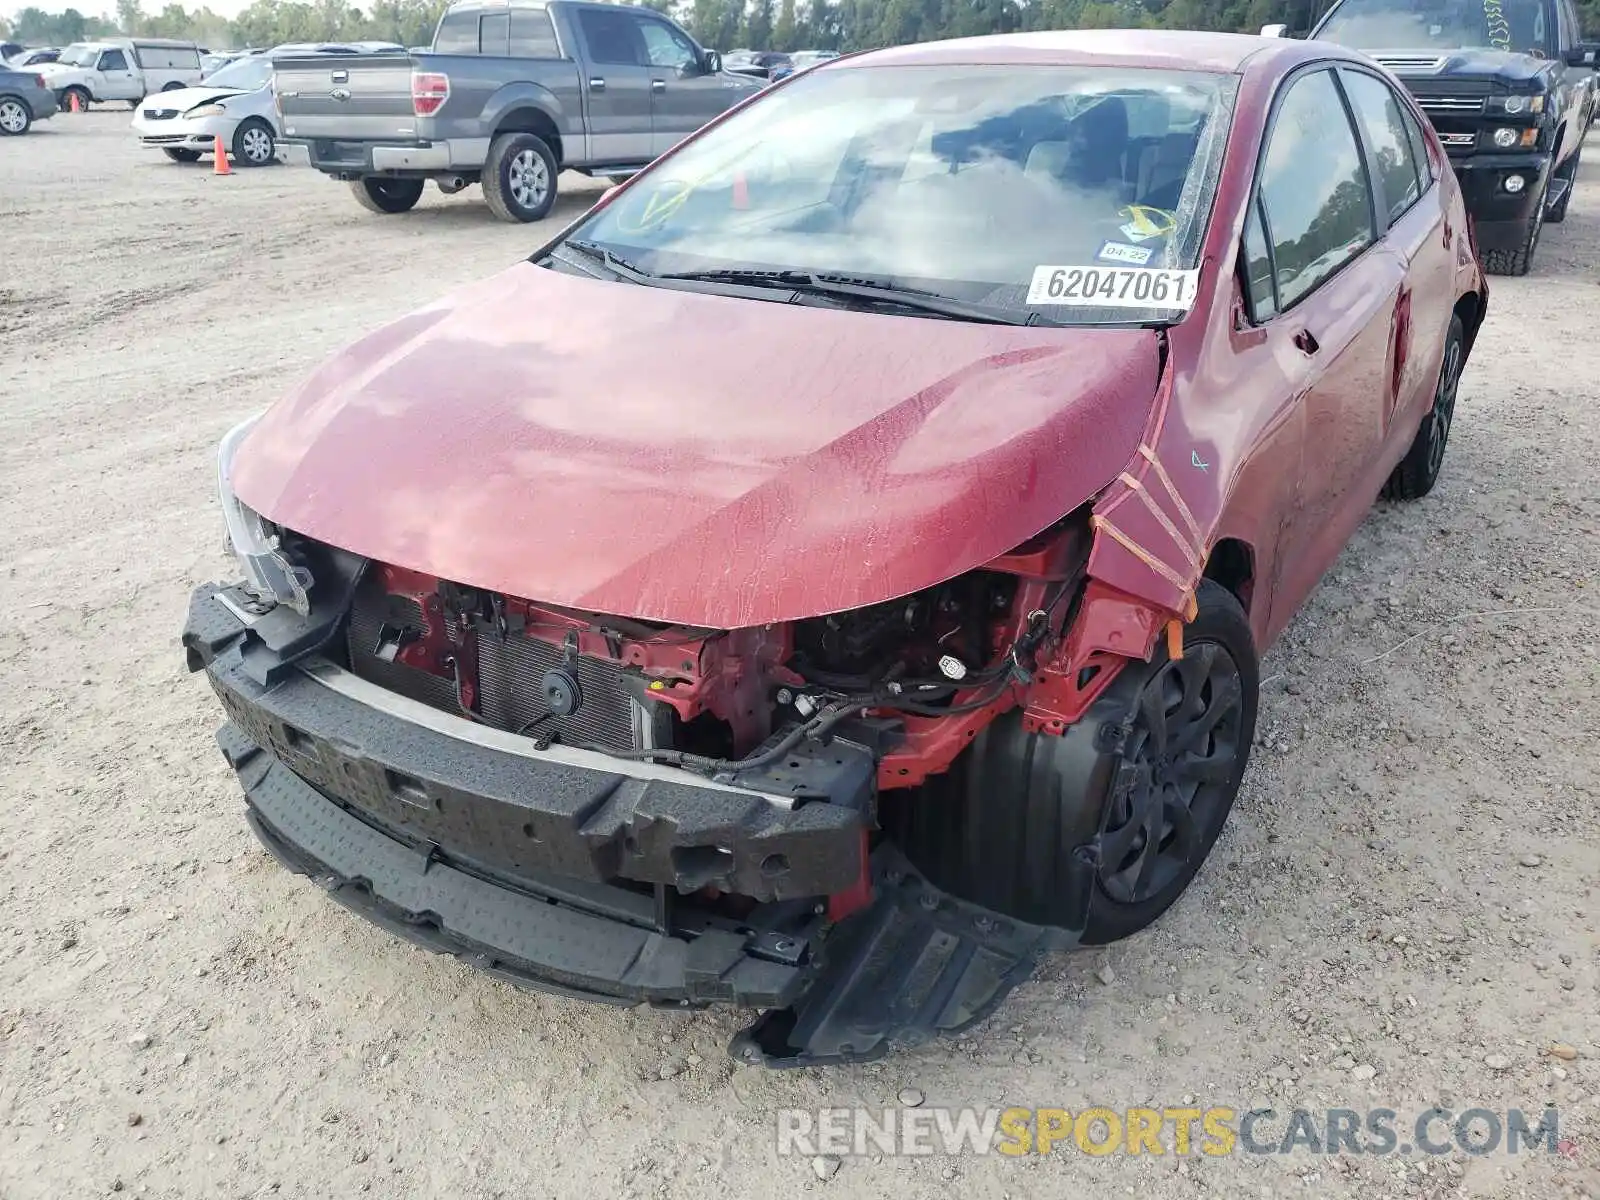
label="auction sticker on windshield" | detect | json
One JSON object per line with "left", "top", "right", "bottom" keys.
{"left": 1027, "top": 265, "right": 1200, "bottom": 309}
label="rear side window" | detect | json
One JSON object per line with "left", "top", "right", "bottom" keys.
{"left": 480, "top": 12, "right": 509, "bottom": 55}
{"left": 434, "top": 11, "right": 481, "bottom": 54}
{"left": 1340, "top": 69, "right": 1422, "bottom": 222}
{"left": 508, "top": 9, "right": 560, "bottom": 58}
{"left": 1399, "top": 101, "right": 1433, "bottom": 183}
{"left": 576, "top": 7, "right": 642, "bottom": 65}
{"left": 1256, "top": 69, "right": 1375, "bottom": 310}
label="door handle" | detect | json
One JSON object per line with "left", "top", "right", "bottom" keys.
{"left": 651, "top": 79, "right": 666, "bottom": 92}
{"left": 1292, "top": 329, "right": 1320, "bottom": 356}
{"left": 589, "top": 77, "right": 606, "bottom": 91}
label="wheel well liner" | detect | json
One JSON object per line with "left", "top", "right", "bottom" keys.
{"left": 1453, "top": 289, "right": 1485, "bottom": 361}
{"left": 1203, "top": 537, "right": 1255, "bottom": 615}
{"left": 494, "top": 107, "right": 562, "bottom": 164}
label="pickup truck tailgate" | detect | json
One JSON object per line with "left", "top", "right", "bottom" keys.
{"left": 274, "top": 54, "right": 417, "bottom": 141}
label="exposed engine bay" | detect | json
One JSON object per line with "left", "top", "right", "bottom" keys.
{"left": 326, "top": 510, "right": 1128, "bottom": 813}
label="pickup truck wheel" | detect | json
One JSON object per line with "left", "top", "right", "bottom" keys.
{"left": 162, "top": 147, "right": 202, "bottom": 163}
{"left": 232, "top": 118, "right": 276, "bottom": 167}
{"left": 482, "top": 132, "right": 558, "bottom": 223}
{"left": 0, "top": 97, "right": 30, "bottom": 136}
{"left": 887, "top": 580, "right": 1257, "bottom": 942}
{"left": 1482, "top": 174, "right": 1546, "bottom": 276}
{"left": 1545, "top": 147, "right": 1580, "bottom": 224}
{"left": 61, "top": 86, "right": 91, "bottom": 112}
{"left": 350, "top": 177, "right": 425, "bottom": 215}
{"left": 1382, "top": 315, "right": 1464, "bottom": 501}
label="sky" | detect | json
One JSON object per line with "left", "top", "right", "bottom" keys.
{"left": 8, "top": 0, "right": 257, "bottom": 21}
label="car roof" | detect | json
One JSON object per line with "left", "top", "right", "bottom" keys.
{"left": 845, "top": 28, "right": 1342, "bottom": 75}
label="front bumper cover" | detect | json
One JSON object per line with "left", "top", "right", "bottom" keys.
{"left": 185, "top": 581, "right": 1065, "bottom": 1062}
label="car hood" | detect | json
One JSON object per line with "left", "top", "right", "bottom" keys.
{"left": 1371, "top": 47, "right": 1555, "bottom": 86}
{"left": 139, "top": 85, "right": 247, "bottom": 111}
{"left": 232, "top": 263, "right": 1162, "bottom": 628}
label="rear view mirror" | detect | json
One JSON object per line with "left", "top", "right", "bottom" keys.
{"left": 1260, "top": 23, "right": 1288, "bottom": 37}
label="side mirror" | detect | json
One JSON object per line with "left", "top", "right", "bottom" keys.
{"left": 1259, "top": 23, "right": 1288, "bottom": 37}
{"left": 701, "top": 49, "right": 721, "bottom": 75}
{"left": 1563, "top": 43, "right": 1597, "bottom": 67}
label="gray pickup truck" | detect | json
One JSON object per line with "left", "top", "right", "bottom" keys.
{"left": 272, "top": 0, "right": 761, "bottom": 221}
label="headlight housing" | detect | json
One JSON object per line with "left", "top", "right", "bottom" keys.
{"left": 217, "top": 414, "right": 314, "bottom": 616}
{"left": 185, "top": 103, "right": 227, "bottom": 118}
{"left": 1490, "top": 126, "right": 1537, "bottom": 149}
{"left": 1493, "top": 94, "right": 1544, "bottom": 114}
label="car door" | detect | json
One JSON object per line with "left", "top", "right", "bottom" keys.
{"left": 1234, "top": 66, "right": 1407, "bottom": 622}
{"left": 97, "top": 47, "right": 138, "bottom": 100}
{"left": 1338, "top": 66, "right": 1456, "bottom": 439}
{"left": 571, "top": 5, "right": 654, "bottom": 163}
{"left": 635, "top": 15, "right": 727, "bottom": 155}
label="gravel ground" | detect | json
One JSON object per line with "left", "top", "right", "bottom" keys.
{"left": 1, "top": 111, "right": 1598, "bottom": 1200}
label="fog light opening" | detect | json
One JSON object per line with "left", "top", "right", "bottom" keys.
{"left": 1503, "top": 173, "right": 1527, "bottom": 194}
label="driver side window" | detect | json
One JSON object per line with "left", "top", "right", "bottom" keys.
{"left": 99, "top": 49, "right": 128, "bottom": 71}
{"left": 638, "top": 20, "right": 697, "bottom": 71}
{"left": 1244, "top": 68, "right": 1376, "bottom": 319}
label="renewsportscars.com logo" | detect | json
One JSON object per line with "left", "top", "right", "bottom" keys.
{"left": 776, "top": 1106, "right": 1567, "bottom": 1158}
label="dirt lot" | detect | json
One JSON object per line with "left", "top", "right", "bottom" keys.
{"left": 1, "top": 110, "right": 1597, "bottom": 1200}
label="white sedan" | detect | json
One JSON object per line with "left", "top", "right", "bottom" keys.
{"left": 130, "top": 53, "right": 279, "bottom": 166}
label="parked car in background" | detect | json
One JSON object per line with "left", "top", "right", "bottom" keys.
{"left": 0, "top": 61, "right": 59, "bottom": 134}
{"left": 0, "top": 42, "right": 24, "bottom": 62}
{"left": 184, "top": 30, "right": 1487, "bottom": 1066}
{"left": 6, "top": 47, "right": 61, "bottom": 68}
{"left": 38, "top": 38, "right": 204, "bottom": 110}
{"left": 200, "top": 51, "right": 245, "bottom": 76}
{"left": 273, "top": 0, "right": 762, "bottom": 222}
{"left": 788, "top": 49, "right": 839, "bottom": 73}
{"left": 1269, "top": 0, "right": 1597, "bottom": 275}
{"left": 133, "top": 44, "right": 399, "bottom": 167}
{"left": 723, "top": 49, "right": 792, "bottom": 80}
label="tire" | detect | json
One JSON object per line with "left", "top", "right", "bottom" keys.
{"left": 1382, "top": 314, "right": 1464, "bottom": 502}
{"left": 349, "top": 176, "right": 424, "bottom": 215}
{"left": 1544, "top": 146, "right": 1580, "bottom": 224}
{"left": 162, "top": 147, "right": 201, "bottom": 163}
{"left": 1481, "top": 173, "right": 1547, "bottom": 276}
{"left": 160, "top": 81, "right": 185, "bottom": 91}
{"left": 61, "top": 86, "right": 91, "bottom": 112}
{"left": 231, "top": 117, "right": 276, "bottom": 167}
{"left": 888, "top": 579, "right": 1258, "bottom": 943}
{"left": 0, "top": 96, "right": 31, "bottom": 136}
{"left": 481, "top": 131, "right": 558, "bottom": 223}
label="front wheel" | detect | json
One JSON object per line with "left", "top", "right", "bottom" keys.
{"left": 888, "top": 580, "right": 1258, "bottom": 942}
{"left": 232, "top": 118, "right": 276, "bottom": 167}
{"left": 0, "top": 96, "right": 31, "bottom": 136}
{"left": 481, "top": 131, "right": 558, "bottom": 223}
{"left": 61, "top": 86, "right": 91, "bottom": 112}
{"left": 162, "top": 147, "right": 201, "bottom": 163}
{"left": 349, "top": 176, "right": 424, "bottom": 214}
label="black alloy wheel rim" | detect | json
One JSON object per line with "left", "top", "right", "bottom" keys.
{"left": 1427, "top": 336, "right": 1464, "bottom": 478}
{"left": 1098, "top": 640, "right": 1244, "bottom": 905}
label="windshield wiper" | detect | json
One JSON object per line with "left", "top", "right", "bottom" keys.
{"left": 656, "top": 268, "right": 1059, "bottom": 326}
{"left": 558, "top": 239, "right": 655, "bottom": 283}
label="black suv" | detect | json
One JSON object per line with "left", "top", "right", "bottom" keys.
{"left": 1275, "top": 0, "right": 1597, "bottom": 274}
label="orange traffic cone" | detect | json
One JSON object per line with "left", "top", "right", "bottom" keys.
{"left": 67, "top": 90, "right": 82, "bottom": 113}
{"left": 212, "top": 135, "right": 231, "bottom": 176}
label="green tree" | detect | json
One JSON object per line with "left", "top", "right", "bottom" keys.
{"left": 773, "top": 0, "right": 797, "bottom": 48}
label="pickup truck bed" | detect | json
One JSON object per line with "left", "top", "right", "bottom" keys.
{"left": 273, "top": 0, "right": 759, "bottom": 222}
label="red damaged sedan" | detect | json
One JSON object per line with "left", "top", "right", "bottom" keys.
{"left": 184, "top": 30, "right": 1485, "bottom": 1065}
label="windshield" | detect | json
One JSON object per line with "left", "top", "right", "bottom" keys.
{"left": 201, "top": 56, "right": 273, "bottom": 90}
{"left": 1317, "top": 0, "right": 1551, "bottom": 55}
{"left": 562, "top": 64, "right": 1236, "bottom": 324}
{"left": 56, "top": 45, "right": 99, "bottom": 67}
